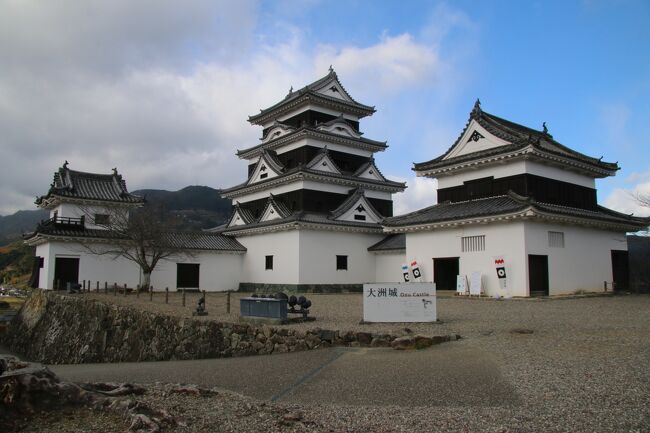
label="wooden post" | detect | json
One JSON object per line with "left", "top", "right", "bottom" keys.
{"left": 182, "top": 289, "right": 186, "bottom": 307}
{"left": 227, "top": 291, "right": 231, "bottom": 314}
{"left": 136, "top": 284, "right": 140, "bottom": 298}
{"left": 203, "top": 290, "right": 206, "bottom": 310}
{"left": 96, "top": 281, "right": 99, "bottom": 293}
{"left": 165, "top": 287, "right": 169, "bottom": 304}
{"left": 123, "top": 283, "right": 127, "bottom": 297}
{"left": 114, "top": 283, "right": 117, "bottom": 296}
{"left": 82, "top": 280, "right": 86, "bottom": 292}
{"left": 105, "top": 282, "right": 108, "bottom": 294}
{"left": 149, "top": 286, "right": 153, "bottom": 301}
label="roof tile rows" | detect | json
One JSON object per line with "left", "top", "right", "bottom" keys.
{"left": 414, "top": 101, "right": 619, "bottom": 175}
{"left": 36, "top": 164, "right": 144, "bottom": 205}
{"left": 383, "top": 191, "right": 649, "bottom": 231}
{"left": 24, "top": 223, "right": 246, "bottom": 252}
{"left": 248, "top": 69, "right": 375, "bottom": 124}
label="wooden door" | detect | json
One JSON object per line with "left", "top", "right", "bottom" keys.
{"left": 433, "top": 257, "right": 460, "bottom": 291}
{"left": 528, "top": 255, "right": 549, "bottom": 296}
{"left": 54, "top": 257, "right": 79, "bottom": 290}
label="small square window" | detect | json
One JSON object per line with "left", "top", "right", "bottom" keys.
{"left": 94, "top": 214, "right": 110, "bottom": 225}
{"left": 265, "top": 255, "right": 273, "bottom": 270}
{"left": 336, "top": 255, "right": 348, "bottom": 270}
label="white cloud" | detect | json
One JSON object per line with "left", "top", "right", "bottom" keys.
{"left": 314, "top": 34, "right": 440, "bottom": 96}
{"left": 0, "top": 1, "right": 467, "bottom": 215}
{"left": 604, "top": 181, "right": 650, "bottom": 217}
{"left": 391, "top": 176, "right": 438, "bottom": 216}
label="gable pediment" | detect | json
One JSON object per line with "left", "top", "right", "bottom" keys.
{"left": 443, "top": 120, "right": 511, "bottom": 160}
{"left": 312, "top": 78, "right": 355, "bottom": 102}
{"left": 261, "top": 123, "right": 295, "bottom": 144}
{"left": 333, "top": 192, "right": 383, "bottom": 224}
{"left": 228, "top": 205, "right": 254, "bottom": 228}
{"left": 354, "top": 159, "right": 386, "bottom": 182}
{"left": 247, "top": 152, "right": 284, "bottom": 185}
{"left": 306, "top": 149, "right": 342, "bottom": 174}
{"left": 316, "top": 120, "right": 361, "bottom": 138}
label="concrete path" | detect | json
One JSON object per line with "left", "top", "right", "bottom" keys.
{"left": 48, "top": 344, "right": 518, "bottom": 407}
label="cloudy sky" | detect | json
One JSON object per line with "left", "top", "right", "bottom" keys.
{"left": 1, "top": 0, "right": 649, "bottom": 217}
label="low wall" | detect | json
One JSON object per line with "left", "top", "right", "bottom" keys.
{"left": 1, "top": 290, "right": 452, "bottom": 364}
{"left": 238, "top": 283, "right": 363, "bottom": 293}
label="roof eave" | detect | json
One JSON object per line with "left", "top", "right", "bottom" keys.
{"left": 248, "top": 92, "right": 376, "bottom": 125}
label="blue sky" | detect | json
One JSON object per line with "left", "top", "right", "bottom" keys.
{"left": 1, "top": 0, "right": 649, "bottom": 215}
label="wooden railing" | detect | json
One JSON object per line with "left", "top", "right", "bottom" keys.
{"left": 41, "top": 215, "right": 85, "bottom": 228}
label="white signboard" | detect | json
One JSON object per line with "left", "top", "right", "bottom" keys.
{"left": 469, "top": 271, "right": 482, "bottom": 296}
{"left": 363, "top": 282, "right": 436, "bottom": 322}
{"left": 456, "top": 275, "right": 468, "bottom": 295}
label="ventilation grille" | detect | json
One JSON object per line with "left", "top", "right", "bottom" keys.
{"left": 548, "top": 231, "right": 565, "bottom": 248}
{"left": 461, "top": 235, "right": 485, "bottom": 252}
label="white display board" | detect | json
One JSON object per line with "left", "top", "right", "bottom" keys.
{"left": 456, "top": 275, "right": 468, "bottom": 295}
{"left": 363, "top": 282, "right": 436, "bottom": 322}
{"left": 469, "top": 271, "right": 482, "bottom": 296}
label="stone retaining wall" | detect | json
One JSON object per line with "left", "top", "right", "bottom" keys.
{"left": 1, "top": 290, "right": 456, "bottom": 365}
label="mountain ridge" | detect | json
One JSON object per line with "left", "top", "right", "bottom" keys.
{"left": 0, "top": 185, "right": 232, "bottom": 246}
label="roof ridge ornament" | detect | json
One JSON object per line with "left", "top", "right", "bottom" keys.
{"left": 542, "top": 122, "right": 548, "bottom": 134}
{"left": 471, "top": 98, "right": 482, "bottom": 118}
{"left": 63, "top": 160, "right": 69, "bottom": 169}
{"left": 329, "top": 64, "right": 334, "bottom": 73}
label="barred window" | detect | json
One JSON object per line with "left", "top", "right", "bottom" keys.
{"left": 265, "top": 255, "right": 273, "bottom": 270}
{"left": 94, "top": 214, "right": 110, "bottom": 225}
{"left": 548, "top": 231, "right": 565, "bottom": 248}
{"left": 461, "top": 235, "right": 485, "bottom": 252}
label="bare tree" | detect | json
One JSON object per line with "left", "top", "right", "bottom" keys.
{"left": 79, "top": 203, "right": 193, "bottom": 289}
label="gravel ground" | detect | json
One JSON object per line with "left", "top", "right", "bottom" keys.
{"left": 18, "top": 294, "right": 650, "bottom": 432}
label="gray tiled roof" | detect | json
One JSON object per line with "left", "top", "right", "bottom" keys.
{"left": 248, "top": 69, "right": 375, "bottom": 124}
{"left": 368, "top": 234, "right": 405, "bottom": 251}
{"left": 414, "top": 101, "right": 619, "bottom": 174}
{"left": 383, "top": 191, "right": 650, "bottom": 230}
{"left": 383, "top": 194, "right": 528, "bottom": 227}
{"left": 236, "top": 126, "right": 387, "bottom": 158}
{"left": 161, "top": 232, "right": 246, "bottom": 251}
{"left": 25, "top": 224, "right": 246, "bottom": 251}
{"left": 36, "top": 164, "right": 144, "bottom": 205}
{"left": 221, "top": 165, "right": 405, "bottom": 196}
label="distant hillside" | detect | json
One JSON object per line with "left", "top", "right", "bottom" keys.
{"left": 0, "top": 186, "right": 231, "bottom": 246}
{"left": 132, "top": 185, "right": 231, "bottom": 213}
{"left": 0, "top": 209, "right": 49, "bottom": 245}
{"left": 132, "top": 185, "right": 232, "bottom": 231}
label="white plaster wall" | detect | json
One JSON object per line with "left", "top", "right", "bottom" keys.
{"left": 405, "top": 222, "right": 528, "bottom": 297}
{"left": 35, "top": 243, "right": 51, "bottom": 289}
{"left": 150, "top": 252, "right": 243, "bottom": 292}
{"left": 297, "top": 230, "right": 382, "bottom": 284}
{"left": 238, "top": 231, "right": 301, "bottom": 284}
{"left": 523, "top": 221, "right": 627, "bottom": 295}
{"left": 436, "top": 160, "right": 596, "bottom": 189}
{"left": 37, "top": 241, "right": 141, "bottom": 289}
{"left": 374, "top": 252, "right": 406, "bottom": 283}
